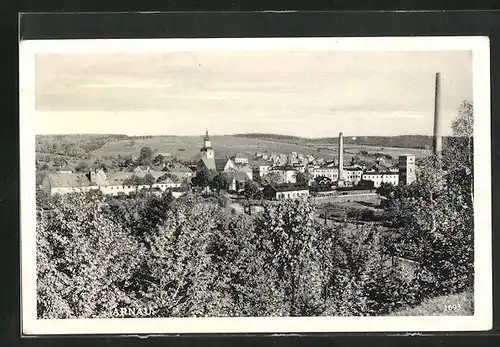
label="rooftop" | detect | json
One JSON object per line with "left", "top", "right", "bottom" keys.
{"left": 45, "top": 173, "right": 94, "bottom": 188}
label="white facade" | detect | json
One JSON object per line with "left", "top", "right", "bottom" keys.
{"left": 312, "top": 167, "right": 339, "bottom": 181}
{"left": 276, "top": 189, "right": 309, "bottom": 200}
{"left": 361, "top": 173, "right": 399, "bottom": 188}
{"left": 344, "top": 168, "right": 363, "bottom": 184}
{"left": 398, "top": 155, "right": 416, "bottom": 185}
{"left": 257, "top": 165, "right": 270, "bottom": 177}
{"left": 271, "top": 169, "right": 297, "bottom": 184}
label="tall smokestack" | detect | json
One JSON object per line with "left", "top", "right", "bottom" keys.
{"left": 338, "top": 132, "right": 344, "bottom": 180}
{"left": 433, "top": 72, "right": 443, "bottom": 157}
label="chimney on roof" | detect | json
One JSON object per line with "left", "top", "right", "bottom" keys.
{"left": 433, "top": 72, "right": 443, "bottom": 158}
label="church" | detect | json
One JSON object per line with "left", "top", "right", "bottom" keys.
{"left": 196, "top": 130, "right": 253, "bottom": 191}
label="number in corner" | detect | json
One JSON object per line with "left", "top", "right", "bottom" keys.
{"left": 444, "top": 304, "right": 462, "bottom": 312}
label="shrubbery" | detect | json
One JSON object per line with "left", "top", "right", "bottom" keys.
{"left": 38, "top": 192, "right": 420, "bottom": 318}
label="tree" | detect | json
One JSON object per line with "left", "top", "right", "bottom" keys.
{"left": 377, "top": 182, "right": 396, "bottom": 200}
{"left": 254, "top": 199, "right": 322, "bottom": 316}
{"left": 152, "top": 154, "right": 165, "bottom": 166}
{"left": 138, "top": 201, "right": 223, "bottom": 317}
{"left": 383, "top": 101, "right": 474, "bottom": 299}
{"left": 75, "top": 161, "right": 89, "bottom": 172}
{"left": 192, "top": 167, "right": 211, "bottom": 188}
{"left": 91, "top": 158, "right": 108, "bottom": 172}
{"left": 143, "top": 172, "right": 156, "bottom": 186}
{"left": 319, "top": 226, "right": 414, "bottom": 316}
{"left": 244, "top": 179, "right": 261, "bottom": 200}
{"left": 211, "top": 172, "right": 231, "bottom": 193}
{"left": 261, "top": 172, "right": 284, "bottom": 186}
{"left": 138, "top": 146, "right": 154, "bottom": 166}
{"left": 37, "top": 193, "right": 143, "bottom": 318}
{"left": 295, "top": 171, "right": 311, "bottom": 186}
{"left": 452, "top": 101, "right": 473, "bottom": 137}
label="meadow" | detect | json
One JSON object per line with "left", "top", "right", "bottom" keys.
{"left": 91, "top": 135, "right": 429, "bottom": 163}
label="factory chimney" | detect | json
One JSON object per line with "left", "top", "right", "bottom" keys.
{"left": 433, "top": 72, "right": 443, "bottom": 158}
{"left": 338, "top": 132, "right": 344, "bottom": 180}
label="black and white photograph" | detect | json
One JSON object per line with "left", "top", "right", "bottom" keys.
{"left": 19, "top": 37, "right": 491, "bottom": 334}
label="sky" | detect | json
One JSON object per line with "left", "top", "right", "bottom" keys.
{"left": 35, "top": 50, "right": 472, "bottom": 137}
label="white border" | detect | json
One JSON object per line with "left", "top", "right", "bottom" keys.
{"left": 20, "top": 37, "right": 492, "bottom": 335}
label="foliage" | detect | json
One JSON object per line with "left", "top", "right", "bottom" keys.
{"left": 192, "top": 167, "right": 211, "bottom": 188}
{"left": 384, "top": 101, "right": 474, "bottom": 299}
{"left": 377, "top": 182, "right": 396, "bottom": 200}
{"left": 138, "top": 146, "right": 154, "bottom": 166}
{"left": 123, "top": 174, "right": 156, "bottom": 186}
{"left": 261, "top": 171, "right": 284, "bottom": 186}
{"left": 295, "top": 171, "right": 311, "bottom": 186}
{"left": 36, "top": 134, "right": 129, "bottom": 158}
{"left": 37, "top": 193, "right": 143, "bottom": 318}
{"left": 75, "top": 161, "right": 89, "bottom": 172}
{"left": 152, "top": 154, "right": 165, "bottom": 166}
{"left": 243, "top": 179, "right": 261, "bottom": 200}
{"left": 211, "top": 172, "right": 231, "bottom": 192}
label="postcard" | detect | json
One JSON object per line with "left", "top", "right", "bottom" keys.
{"left": 20, "top": 36, "right": 491, "bottom": 334}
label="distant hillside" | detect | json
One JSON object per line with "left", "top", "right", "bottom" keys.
{"left": 234, "top": 133, "right": 304, "bottom": 142}
{"left": 235, "top": 133, "right": 441, "bottom": 150}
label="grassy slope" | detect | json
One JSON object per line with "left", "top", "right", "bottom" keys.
{"left": 92, "top": 135, "right": 429, "bottom": 162}
{"left": 391, "top": 291, "right": 473, "bottom": 316}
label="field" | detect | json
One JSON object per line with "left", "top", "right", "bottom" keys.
{"left": 91, "top": 135, "right": 429, "bottom": 163}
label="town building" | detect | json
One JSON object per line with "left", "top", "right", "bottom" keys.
{"left": 398, "top": 154, "right": 417, "bottom": 185}
{"left": 343, "top": 166, "right": 363, "bottom": 185}
{"left": 163, "top": 163, "right": 194, "bottom": 179}
{"left": 231, "top": 153, "right": 249, "bottom": 165}
{"left": 42, "top": 169, "right": 182, "bottom": 197}
{"left": 252, "top": 160, "right": 271, "bottom": 178}
{"left": 270, "top": 166, "right": 297, "bottom": 184}
{"left": 226, "top": 171, "right": 249, "bottom": 192}
{"left": 361, "top": 172, "right": 399, "bottom": 188}
{"left": 262, "top": 184, "right": 310, "bottom": 200}
{"left": 311, "top": 166, "right": 338, "bottom": 181}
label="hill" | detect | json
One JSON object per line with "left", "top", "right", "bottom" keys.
{"left": 36, "top": 133, "right": 431, "bottom": 169}
{"left": 234, "top": 133, "right": 440, "bottom": 149}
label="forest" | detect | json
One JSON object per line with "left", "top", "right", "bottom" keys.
{"left": 35, "top": 102, "right": 474, "bottom": 318}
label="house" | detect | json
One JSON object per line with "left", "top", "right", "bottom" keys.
{"left": 311, "top": 166, "right": 338, "bottom": 181}
{"left": 164, "top": 163, "right": 194, "bottom": 179}
{"left": 153, "top": 174, "right": 182, "bottom": 190}
{"left": 343, "top": 166, "right": 363, "bottom": 185}
{"left": 231, "top": 153, "right": 249, "bottom": 165}
{"left": 271, "top": 166, "right": 297, "bottom": 184}
{"left": 56, "top": 167, "right": 73, "bottom": 174}
{"left": 262, "top": 184, "right": 310, "bottom": 200}
{"left": 226, "top": 171, "right": 249, "bottom": 192}
{"left": 42, "top": 168, "right": 185, "bottom": 197}
{"left": 361, "top": 171, "right": 399, "bottom": 188}
{"left": 42, "top": 172, "right": 99, "bottom": 195}
{"left": 215, "top": 158, "right": 235, "bottom": 172}
{"left": 104, "top": 172, "right": 140, "bottom": 195}
{"left": 234, "top": 164, "right": 253, "bottom": 180}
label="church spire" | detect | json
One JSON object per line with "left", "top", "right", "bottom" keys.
{"left": 201, "top": 129, "right": 214, "bottom": 159}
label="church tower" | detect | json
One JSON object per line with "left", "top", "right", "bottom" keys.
{"left": 201, "top": 130, "right": 215, "bottom": 159}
